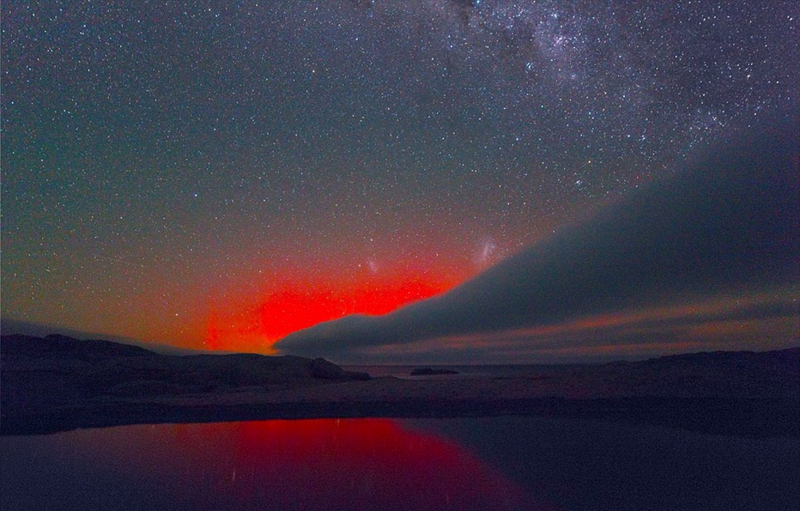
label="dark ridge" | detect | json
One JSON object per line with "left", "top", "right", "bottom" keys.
{"left": 640, "top": 347, "right": 800, "bottom": 366}
{"left": 1, "top": 334, "right": 370, "bottom": 417}
{"left": 1, "top": 333, "right": 158, "bottom": 359}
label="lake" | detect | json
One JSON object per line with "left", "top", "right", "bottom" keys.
{"left": 2, "top": 416, "right": 798, "bottom": 511}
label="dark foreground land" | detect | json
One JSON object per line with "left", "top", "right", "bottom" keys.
{"left": 1, "top": 334, "right": 798, "bottom": 436}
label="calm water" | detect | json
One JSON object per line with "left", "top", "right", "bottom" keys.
{"left": 2, "top": 417, "right": 798, "bottom": 511}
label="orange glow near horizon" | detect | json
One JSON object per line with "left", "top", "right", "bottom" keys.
{"left": 205, "top": 270, "right": 462, "bottom": 352}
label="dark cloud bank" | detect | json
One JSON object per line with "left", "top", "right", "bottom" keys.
{"left": 277, "top": 112, "right": 799, "bottom": 363}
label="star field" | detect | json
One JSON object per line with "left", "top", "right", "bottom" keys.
{"left": 2, "top": 1, "right": 797, "bottom": 354}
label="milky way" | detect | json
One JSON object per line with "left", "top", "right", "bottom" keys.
{"left": 2, "top": 1, "right": 797, "bottom": 358}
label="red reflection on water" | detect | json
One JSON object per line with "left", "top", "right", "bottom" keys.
{"left": 66, "top": 419, "right": 547, "bottom": 511}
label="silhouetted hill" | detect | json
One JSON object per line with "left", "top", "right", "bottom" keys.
{"left": 642, "top": 348, "right": 800, "bottom": 369}
{"left": 2, "top": 334, "right": 159, "bottom": 359}
{"left": 1, "top": 334, "right": 797, "bottom": 436}
{"left": 585, "top": 348, "right": 800, "bottom": 399}
{"left": 1, "top": 334, "right": 369, "bottom": 412}
{"left": 0, "top": 318, "right": 202, "bottom": 355}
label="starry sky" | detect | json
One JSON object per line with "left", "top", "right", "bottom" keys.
{"left": 2, "top": 1, "right": 798, "bottom": 362}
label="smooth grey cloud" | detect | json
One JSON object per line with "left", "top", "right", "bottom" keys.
{"left": 277, "top": 111, "right": 799, "bottom": 363}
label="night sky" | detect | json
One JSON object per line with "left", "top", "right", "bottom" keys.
{"left": 2, "top": 1, "right": 798, "bottom": 362}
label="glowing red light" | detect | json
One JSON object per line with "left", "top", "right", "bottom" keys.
{"left": 205, "top": 271, "right": 459, "bottom": 352}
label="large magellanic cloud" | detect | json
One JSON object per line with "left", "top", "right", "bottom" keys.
{"left": 276, "top": 112, "right": 799, "bottom": 363}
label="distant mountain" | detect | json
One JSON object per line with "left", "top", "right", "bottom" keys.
{"left": 0, "top": 318, "right": 202, "bottom": 356}
{"left": 2, "top": 333, "right": 159, "bottom": 359}
{"left": 576, "top": 347, "right": 800, "bottom": 399}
